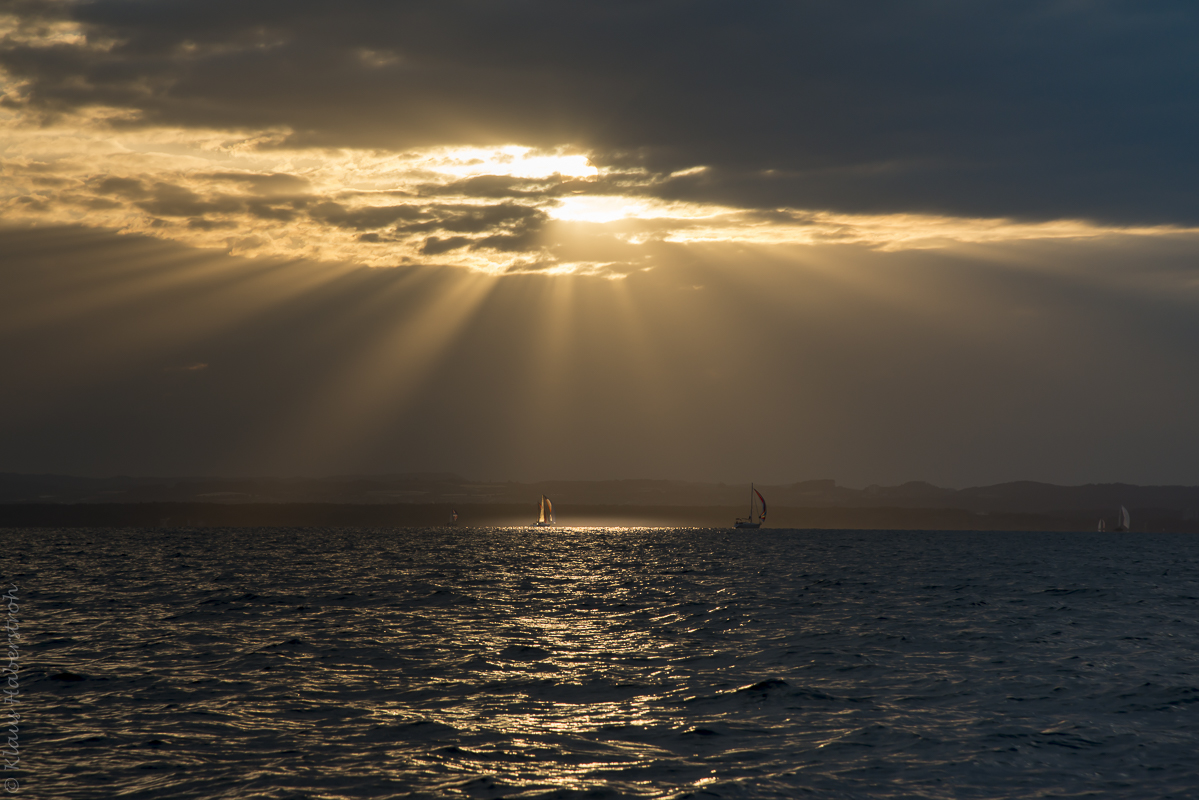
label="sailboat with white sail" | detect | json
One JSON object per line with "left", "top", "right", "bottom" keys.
{"left": 1114, "top": 505, "right": 1131, "bottom": 532}
{"left": 534, "top": 495, "right": 554, "bottom": 527}
{"left": 735, "top": 484, "right": 767, "bottom": 529}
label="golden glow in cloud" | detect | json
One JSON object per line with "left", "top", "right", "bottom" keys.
{"left": 418, "top": 146, "right": 597, "bottom": 180}
{"left": 2, "top": 91, "right": 1195, "bottom": 277}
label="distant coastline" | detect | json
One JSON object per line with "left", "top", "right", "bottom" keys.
{"left": 3, "top": 502, "right": 1198, "bottom": 532}
{"left": 4, "top": 473, "right": 1199, "bottom": 531}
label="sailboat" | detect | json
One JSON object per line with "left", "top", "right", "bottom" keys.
{"left": 735, "top": 484, "right": 767, "bottom": 529}
{"left": 1097, "top": 518, "right": 1105, "bottom": 532}
{"left": 534, "top": 495, "right": 554, "bottom": 527}
{"left": 450, "top": 509, "right": 458, "bottom": 525}
{"left": 1114, "top": 505, "right": 1131, "bottom": 532}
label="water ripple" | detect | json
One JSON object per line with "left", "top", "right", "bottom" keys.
{"left": 8, "top": 527, "right": 1199, "bottom": 798}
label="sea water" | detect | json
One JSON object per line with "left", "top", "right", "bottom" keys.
{"left": 6, "top": 527, "right": 1199, "bottom": 799}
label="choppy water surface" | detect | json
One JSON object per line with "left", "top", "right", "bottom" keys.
{"left": 8, "top": 527, "right": 1199, "bottom": 798}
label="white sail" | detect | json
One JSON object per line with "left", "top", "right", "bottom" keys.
{"left": 1121, "top": 505, "right": 1130, "bottom": 530}
{"left": 536, "top": 495, "right": 554, "bottom": 525}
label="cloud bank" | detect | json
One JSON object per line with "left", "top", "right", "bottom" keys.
{"left": 4, "top": 1, "right": 1199, "bottom": 276}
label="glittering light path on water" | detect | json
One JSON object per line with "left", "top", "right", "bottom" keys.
{"left": 12, "top": 528, "right": 1199, "bottom": 798}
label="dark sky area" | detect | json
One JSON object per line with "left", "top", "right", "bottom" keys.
{"left": 3, "top": 1, "right": 1199, "bottom": 486}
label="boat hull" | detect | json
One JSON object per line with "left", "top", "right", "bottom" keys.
{"left": 533, "top": 522, "right": 553, "bottom": 527}
{"left": 734, "top": 522, "right": 761, "bottom": 529}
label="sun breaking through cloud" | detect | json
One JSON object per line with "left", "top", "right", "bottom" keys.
{"left": 5, "top": 0, "right": 1199, "bottom": 486}
{"left": 4, "top": 105, "right": 1195, "bottom": 277}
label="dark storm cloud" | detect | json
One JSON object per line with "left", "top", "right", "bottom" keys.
{"left": 244, "top": 199, "right": 302, "bottom": 222}
{"left": 5, "top": 1, "right": 1199, "bottom": 223}
{"left": 134, "top": 182, "right": 244, "bottom": 217}
{"left": 393, "top": 203, "right": 546, "bottom": 236}
{"left": 420, "top": 235, "right": 470, "bottom": 255}
{"left": 185, "top": 216, "right": 235, "bottom": 230}
{"left": 412, "top": 204, "right": 548, "bottom": 254}
{"left": 77, "top": 173, "right": 312, "bottom": 224}
{"left": 309, "top": 201, "right": 424, "bottom": 231}
{"left": 94, "top": 176, "right": 150, "bottom": 199}
{"left": 308, "top": 199, "right": 549, "bottom": 252}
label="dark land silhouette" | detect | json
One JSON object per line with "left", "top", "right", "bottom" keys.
{"left": 3, "top": 474, "right": 1198, "bottom": 530}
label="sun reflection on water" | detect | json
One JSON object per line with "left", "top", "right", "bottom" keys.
{"left": 21, "top": 527, "right": 1199, "bottom": 797}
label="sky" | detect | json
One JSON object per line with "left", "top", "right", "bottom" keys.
{"left": 3, "top": 0, "right": 1199, "bottom": 487}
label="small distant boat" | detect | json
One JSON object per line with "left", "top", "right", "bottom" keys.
{"left": 735, "top": 484, "right": 767, "bottom": 529}
{"left": 534, "top": 495, "right": 554, "bottom": 527}
{"left": 450, "top": 508, "right": 458, "bottom": 525}
{"left": 1114, "top": 505, "right": 1131, "bottom": 532}
{"left": 1097, "top": 518, "right": 1106, "bottom": 532}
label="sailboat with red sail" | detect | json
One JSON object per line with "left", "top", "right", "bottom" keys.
{"left": 735, "top": 484, "right": 767, "bottom": 529}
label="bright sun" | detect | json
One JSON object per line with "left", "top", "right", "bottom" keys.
{"left": 419, "top": 146, "right": 598, "bottom": 180}
{"left": 1, "top": 102, "right": 1190, "bottom": 279}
